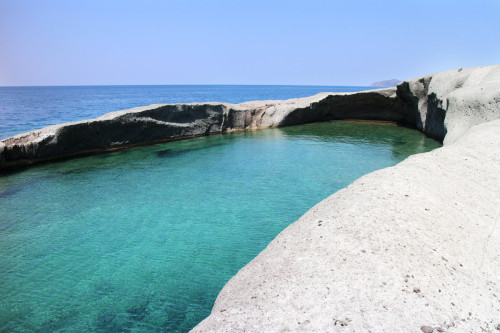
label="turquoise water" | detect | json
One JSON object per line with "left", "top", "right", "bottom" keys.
{"left": 0, "top": 121, "right": 441, "bottom": 332}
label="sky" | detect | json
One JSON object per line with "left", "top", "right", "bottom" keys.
{"left": 1, "top": 0, "right": 499, "bottom": 86}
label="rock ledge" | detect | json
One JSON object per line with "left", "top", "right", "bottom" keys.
{"left": 2, "top": 66, "right": 499, "bottom": 171}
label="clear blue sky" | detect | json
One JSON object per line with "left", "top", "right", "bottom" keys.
{"left": 1, "top": 0, "right": 499, "bottom": 86}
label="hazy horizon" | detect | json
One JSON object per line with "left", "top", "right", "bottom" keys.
{"left": 0, "top": 83, "right": 378, "bottom": 88}
{"left": 1, "top": 0, "right": 499, "bottom": 87}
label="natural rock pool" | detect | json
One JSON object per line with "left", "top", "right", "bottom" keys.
{"left": 0, "top": 121, "right": 441, "bottom": 332}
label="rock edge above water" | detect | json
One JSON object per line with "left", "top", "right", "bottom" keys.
{"left": 2, "top": 65, "right": 498, "bottom": 170}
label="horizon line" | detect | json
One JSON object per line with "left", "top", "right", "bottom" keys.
{"left": 0, "top": 83, "right": 382, "bottom": 88}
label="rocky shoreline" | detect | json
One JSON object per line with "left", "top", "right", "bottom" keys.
{"left": 192, "top": 66, "right": 500, "bottom": 332}
{"left": 3, "top": 66, "right": 497, "bottom": 171}
{"left": 1, "top": 65, "right": 499, "bottom": 331}
{"left": 0, "top": 89, "right": 396, "bottom": 171}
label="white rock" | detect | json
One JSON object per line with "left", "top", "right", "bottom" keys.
{"left": 192, "top": 66, "right": 500, "bottom": 332}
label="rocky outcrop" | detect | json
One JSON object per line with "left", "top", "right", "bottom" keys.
{"left": 2, "top": 65, "right": 498, "bottom": 171}
{"left": 189, "top": 66, "right": 500, "bottom": 332}
{"left": 0, "top": 89, "right": 401, "bottom": 170}
{"left": 397, "top": 66, "right": 500, "bottom": 143}
{"left": 190, "top": 65, "right": 500, "bottom": 332}
{"left": 0, "top": 142, "right": 5, "bottom": 168}
{"left": 193, "top": 118, "right": 500, "bottom": 333}
{"left": 281, "top": 88, "right": 402, "bottom": 126}
{"left": 1, "top": 65, "right": 499, "bottom": 330}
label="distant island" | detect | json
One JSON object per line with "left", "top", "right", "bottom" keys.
{"left": 369, "top": 79, "right": 401, "bottom": 87}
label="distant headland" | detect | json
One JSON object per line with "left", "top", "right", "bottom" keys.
{"left": 369, "top": 78, "right": 401, "bottom": 87}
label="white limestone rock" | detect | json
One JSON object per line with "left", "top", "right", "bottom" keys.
{"left": 192, "top": 66, "right": 500, "bottom": 332}
{"left": 192, "top": 119, "right": 500, "bottom": 333}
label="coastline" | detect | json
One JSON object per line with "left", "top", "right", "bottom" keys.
{"left": 1, "top": 65, "right": 499, "bottom": 331}
{"left": 192, "top": 66, "right": 500, "bottom": 332}
{"left": 2, "top": 66, "right": 499, "bottom": 172}
{"left": 194, "top": 119, "right": 500, "bottom": 332}
{"left": 0, "top": 88, "right": 401, "bottom": 171}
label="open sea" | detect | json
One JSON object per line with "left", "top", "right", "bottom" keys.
{"left": 0, "top": 85, "right": 441, "bottom": 332}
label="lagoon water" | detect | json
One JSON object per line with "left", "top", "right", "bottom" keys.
{"left": 0, "top": 86, "right": 441, "bottom": 332}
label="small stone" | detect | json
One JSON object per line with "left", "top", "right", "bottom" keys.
{"left": 495, "top": 323, "right": 500, "bottom": 330}
{"left": 420, "top": 325, "right": 434, "bottom": 333}
{"left": 413, "top": 287, "right": 421, "bottom": 293}
{"left": 334, "top": 319, "right": 349, "bottom": 326}
{"left": 435, "top": 327, "right": 444, "bottom": 332}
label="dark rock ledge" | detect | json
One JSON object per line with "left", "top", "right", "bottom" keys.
{"left": 0, "top": 65, "right": 498, "bottom": 172}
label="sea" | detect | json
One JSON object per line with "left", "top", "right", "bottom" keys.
{"left": 0, "top": 85, "right": 441, "bottom": 332}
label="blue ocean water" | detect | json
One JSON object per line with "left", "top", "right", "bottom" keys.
{"left": 0, "top": 86, "right": 441, "bottom": 332}
{"left": 0, "top": 85, "right": 375, "bottom": 139}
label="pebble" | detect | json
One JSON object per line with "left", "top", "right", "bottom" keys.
{"left": 420, "top": 325, "right": 434, "bottom": 333}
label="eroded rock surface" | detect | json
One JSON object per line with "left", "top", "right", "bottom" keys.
{"left": 0, "top": 90, "right": 397, "bottom": 170}
{"left": 397, "top": 66, "right": 500, "bottom": 143}
{"left": 1, "top": 65, "right": 500, "bottom": 331}
{"left": 2, "top": 65, "right": 499, "bottom": 171}
{"left": 193, "top": 119, "right": 500, "bottom": 332}
{"left": 190, "top": 65, "right": 500, "bottom": 332}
